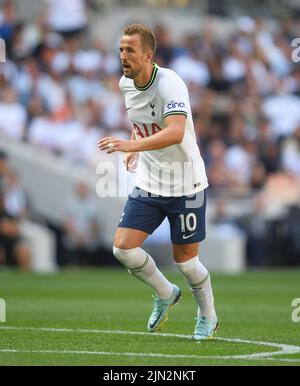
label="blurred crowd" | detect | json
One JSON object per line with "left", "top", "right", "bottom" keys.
{"left": 0, "top": 148, "right": 115, "bottom": 269}
{"left": 1, "top": 1, "right": 300, "bottom": 191}
{"left": 0, "top": 0, "right": 300, "bottom": 266}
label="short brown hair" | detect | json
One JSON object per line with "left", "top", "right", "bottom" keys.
{"left": 123, "top": 24, "right": 156, "bottom": 55}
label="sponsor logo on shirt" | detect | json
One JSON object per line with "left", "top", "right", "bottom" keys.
{"left": 134, "top": 123, "right": 162, "bottom": 138}
{"left": 167, "top": 100, "right": 186, "bottom": 109}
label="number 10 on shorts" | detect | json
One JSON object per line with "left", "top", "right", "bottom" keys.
{"left": 180, "top": 213, "right": 197, "bottom": 232}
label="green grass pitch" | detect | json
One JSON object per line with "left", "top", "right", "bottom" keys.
{"left": 0, "top": 268, "right": 299, "bottom": 366}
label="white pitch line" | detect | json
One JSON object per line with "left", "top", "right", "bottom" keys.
{"left": 0, "top": 325, "right": 189, "bottom": 338}
{"left": 215, "top": 337, "right": 300, "bottom": 359}
{"left": 0, "top": 348, "right": 300, "bottom": 363}
{"left": 263, "top": 358, "right": 300, "bottom": 363}
{"left": 0, "top": 325, "right": 300, "bottom": 361}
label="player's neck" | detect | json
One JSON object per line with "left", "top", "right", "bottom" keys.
{"left": 134, "top": 62, "right": 155, "bottom": 89}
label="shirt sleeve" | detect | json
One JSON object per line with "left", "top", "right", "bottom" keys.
{"left": 159, "top": 74, "right": 189, "bottom": 120}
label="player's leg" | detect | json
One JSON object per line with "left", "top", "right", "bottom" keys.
{"left": 114, "top": 226, "right": 178, "bottom": 301}
{"left": 173, "top": 242, "right": 218, "bottom": 339}
{"left": 114, "top": 226, "right": 148, "bottom": 249}
{"left": 173, "top": 243, "right": 215, "bottom": 321}
{"left": 168, "top": 189, "right": 218, "bottom": 340}
{"left": 113, "top": 192, "right": 181, "bottom": 332}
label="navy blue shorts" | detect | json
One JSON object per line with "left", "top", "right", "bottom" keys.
{"left": 118, "top": 187, "right": 207, "bottom": 244}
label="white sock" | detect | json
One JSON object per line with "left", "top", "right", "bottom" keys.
{"left": 176, "top": 256, "right": 217, "bottom": 321}
{"left": 113, "top": 246, "right": 174, "bottom": 299}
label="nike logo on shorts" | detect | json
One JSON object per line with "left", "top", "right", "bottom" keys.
{"left": 182, "top": 233, "right": 196, "bottom": 240}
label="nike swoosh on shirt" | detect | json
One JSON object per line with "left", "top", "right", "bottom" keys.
{"left": 126, "top": 106, "right": 132, "bottom": 110}
{"left": 182, "top": 233, "right": 196, "bottom": 240}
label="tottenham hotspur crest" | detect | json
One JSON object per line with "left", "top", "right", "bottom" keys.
{"left": 150, "top": 103, "right": 155, "bottom": 117}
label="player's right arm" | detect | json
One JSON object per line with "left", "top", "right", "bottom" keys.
{"left": 99, "top": 114, "right": 186, "bottom": 154}
{"left": 123, "top": 128, "right": 138, "bottom": 172}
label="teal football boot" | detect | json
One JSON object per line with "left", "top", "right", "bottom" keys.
{"left": 147, "top": 285, "right": 182, "bottom": 332}
{"left": 192, "top": 316, "right": 219, "bottom": 341}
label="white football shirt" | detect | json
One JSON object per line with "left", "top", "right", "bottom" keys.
{"left": 119, "top": 63, "right": 208, "bottom": 196}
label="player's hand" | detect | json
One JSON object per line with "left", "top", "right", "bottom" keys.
{"left": 123, "top": 152, "right": 138, "bottom": 173}
{"left": 98, "top": 137, "right": 134, "bottom": 154}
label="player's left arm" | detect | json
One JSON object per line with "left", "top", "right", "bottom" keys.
{"left": 98, "top": 114, "right": 186, "bottom": 153}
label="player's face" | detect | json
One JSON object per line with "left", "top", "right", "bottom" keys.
{"left": 119, "top": 34, "right": 150, "bottom": 79}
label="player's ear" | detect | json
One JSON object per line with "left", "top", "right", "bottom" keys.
{"left": 145, "top": 49, "right": 153, "bottom": 63}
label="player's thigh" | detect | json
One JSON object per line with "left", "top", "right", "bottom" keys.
{"left": 114, "top": 227, "right": 149, "bottom": 249}
{"left": 114, "top": 190, "right": 166, "bottom": 249}
{"left": 172, "top": 242, "right": 200, "bottom": 263}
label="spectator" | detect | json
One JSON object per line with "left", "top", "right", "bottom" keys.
{"left": 62, "top": 182, "right": 100, "bottom": 266}
{"left": 235, "top": 195, "right": 270, "bottom": 266}
{"left": 249, "top": 162, "right": 267, "bottom": 190}
{"left": 262, "top": 84, "right": 300, "bottom": 139}
{"left": 268, "top": 204, "right": 300, "bottom": 266}
{"left": 0, "top": 150, "right": 9, "bottom": 192}
{"left": 4, "top": 170, "right": 28, "bottom": 219}
{"left": 224, "top": 139, "right": 256, "bottom": 188}
{"left": 281, "top": 126, "right": 300, "bottom": 177}
{"left": 0, "top": 192, "right": 31, "bottom": 270}
{"left": 46, "top": 0, "right": 88, "bottom": 39}
{"left": 0, "top": 86, "right": 27, "bottom": 140}
{"left": 255, "top": 117, "right": 281, "bottom": 174}
{"left": 0, "top": 0, "right": 17, "bottom": 54}
{"left": 222, "top": 40, "right": 247, "bottom": 84}
{"left": 170, "top": 34, "right": 210, "bottom": 87}
{"left": 207, "top": 53, "right": 231, "bottom": 92}
{"left": 212, "top": 199, "right": 242, "bottom": 237}
{"left": 154, "top": 24, "right": 174, "bottom": 67}
{"left": 279, "top": 205, "right": 300, "bottom": 265}
{"left": 206, "top": 139, "right": 243, "bottom": 190}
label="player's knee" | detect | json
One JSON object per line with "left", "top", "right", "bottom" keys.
{"left": 114, "top": 235, "right": 143, "bottom": 250}
{"left": 173, "top": 254, "right": 196, "bottom": 264}
{"left": 112, "top": 246, "right": 138, "bottom": 265}
{"left": 113, "top": 238, "right": 128, "bottom": 250}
